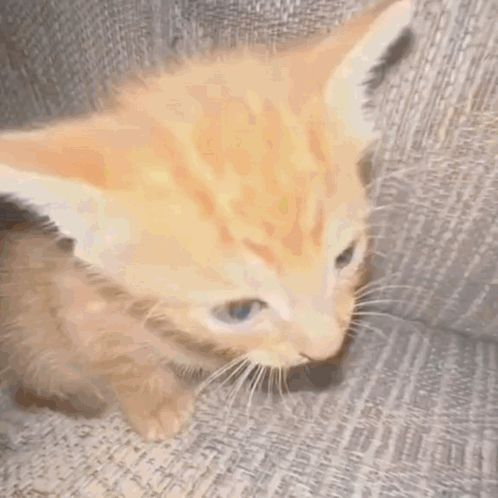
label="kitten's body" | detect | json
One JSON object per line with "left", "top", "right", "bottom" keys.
{"left": 0, "top": 224, "right": 229, "bottom": 437}
{"left": 0, "top": 0, "right": 413, "bottom": 440}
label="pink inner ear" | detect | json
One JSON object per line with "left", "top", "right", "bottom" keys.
{"left": 279, "top": 0, "right": 412, "bottom": 115}
{"left": 0, "top": 129, "right": 108, "bottom": 188}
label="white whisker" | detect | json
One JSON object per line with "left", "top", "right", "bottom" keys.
{"left": 354, "top": 277, "right": 393, "bottom": 295}
{"left": 370, "top": 250, "right": 387, "bottom": 259}
{"left": 137, "top": 299, "right": 162, "bottom": 328}
{"left": 268, "top": 368, "right": 275, "bottom": 405}
{"left": 196, "top": 356, "right": 247, "bottom": 394}
{"left": 365, "top": 234, "right": 390, "bottom": 242}
{"left": 367, "top": 200, "right": 434, "bottom": 213}
{"left": 352, "top": 310, "right": 395, "bottom": 319}
{"left": 350, "top": 319, "right": 387, "bottom": 340}
{"left": 224, "top": 362, "right": 256, "bottom": 424}
{"left": 276, "top": 368, "right": 292, "bottom": 414}
{"left": 355, "top": 283, "right": 420, "bottom": 300}
{"left": 355, "top": 298, "right": 405, "bottom": 308}
{"left": 366, "top": 165, "right": 421, "bottom": 191}
{"left": 246, "top": 366, "right": 265, "bottom": 419}
{"left": 277, "top": 369, "right": 284, "bottom": 402}
{"left": 218, "top": 358, "right": 251, "bottom": 389}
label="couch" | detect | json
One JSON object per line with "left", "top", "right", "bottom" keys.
{"left": 0, "top": 1, "right": 497, "bottom": 496}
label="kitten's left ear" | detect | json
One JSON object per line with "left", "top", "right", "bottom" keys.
{"left": 284, "top": 0, "right": 413, "bottom": 141}
{"left": 0, "top": 115, "right": 130, "bottom": 189}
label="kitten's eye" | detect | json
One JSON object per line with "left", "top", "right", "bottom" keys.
{"left": 212, "top": 299, "right": 267, "bottom": 324}
{"left": 335, "top": 242, "right": 356, "bottom": 269}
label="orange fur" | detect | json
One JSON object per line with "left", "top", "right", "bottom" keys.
{"left": 0, "top": 0, "right": 413, "bottom": 440}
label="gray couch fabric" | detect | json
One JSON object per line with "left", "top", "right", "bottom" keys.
{"left": 0, "top": 0, "right": 497, "bottom": 497}
{"left": 1, "top": 326, "right": 497, "bottom": 497}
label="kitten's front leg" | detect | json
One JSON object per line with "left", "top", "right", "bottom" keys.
{"left": 59, "top": 274, "right": 195, "bottom": 441}
{"left": 87, "top": 332, "right": 195, "bottom": 441}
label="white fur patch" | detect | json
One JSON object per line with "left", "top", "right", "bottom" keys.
{"left": 0, "top": 163, "right": 130, "bottom": 272}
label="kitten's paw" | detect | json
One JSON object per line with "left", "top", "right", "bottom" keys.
{"left": 124, "top": 391, "right": 194, "bottom": 442}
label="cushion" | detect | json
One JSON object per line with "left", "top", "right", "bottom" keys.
{"left": 1, "top": 321, "right": 497, "bottom": 496}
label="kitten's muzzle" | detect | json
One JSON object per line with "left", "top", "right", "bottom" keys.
{"left": 299, "top": 352, "right": 327, "bottom": 363}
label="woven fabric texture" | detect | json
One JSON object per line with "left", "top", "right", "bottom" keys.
{"left": 1, "top": 324, "right": 497, "bottom": 497}
{"left": 0, "top": 1, "right": 497, "bottom": 497}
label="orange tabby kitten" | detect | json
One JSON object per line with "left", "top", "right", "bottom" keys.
{"left": 0, "top": 0, "right": 412, "bottom": 440}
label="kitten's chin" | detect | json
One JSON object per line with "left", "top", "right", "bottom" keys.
{"left": 247, "top": 350, "right": 311, "bottom": 369}
{"left": 246, "top": 333, "right": 347, "bottom": 368}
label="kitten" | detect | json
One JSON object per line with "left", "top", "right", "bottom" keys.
{"left": 0, "top": 0, "right": 413, "bottom": 440}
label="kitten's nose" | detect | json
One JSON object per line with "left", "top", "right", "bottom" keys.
{"left": 293, "top": 307, "right": 344, "bottom": 363}
{"left": 299, "top": 352, "right": 329, "bottom": 363}
{"left": 298, "top": 335, "right": 343, "bottom": 363}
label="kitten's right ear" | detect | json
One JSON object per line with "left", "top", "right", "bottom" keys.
{"left": 283, "top": 0, "right": 413, "bottom": 141}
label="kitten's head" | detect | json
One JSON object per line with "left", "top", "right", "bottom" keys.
{"left": 0, "top": 0, "right": 412, "bottom": 368}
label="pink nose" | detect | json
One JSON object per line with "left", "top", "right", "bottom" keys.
{"left": 299, "top": 352, "right": 330, "bottom": 363}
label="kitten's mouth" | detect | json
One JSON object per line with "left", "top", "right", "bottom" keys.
{"left": 298, "top": 326, "right": 354, "bottom": 367}
{"left": 298, "top": 352, "right": 327, "bottom": 363}
{"left": 243, "top": 354, "right": 347, "bottom": 394}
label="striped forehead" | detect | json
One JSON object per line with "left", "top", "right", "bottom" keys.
{"left": 191, "top": 98, "right": 333, "bottom": 267}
